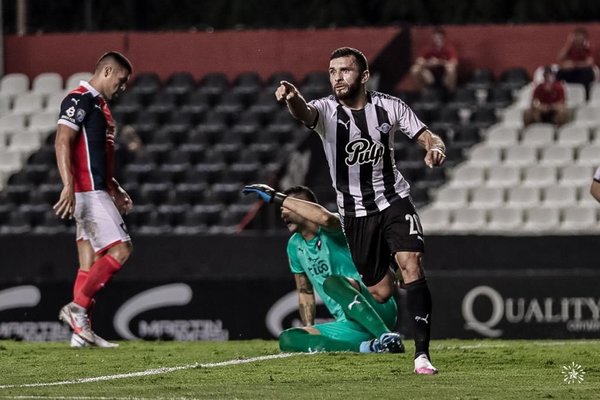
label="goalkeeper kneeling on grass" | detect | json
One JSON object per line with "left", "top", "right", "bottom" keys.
{"left": 243, "top": 184, "right": 404, "bottom": 353}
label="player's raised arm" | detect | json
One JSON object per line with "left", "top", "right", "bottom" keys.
{"left": 242, "top": 184, "right": 342, "bottom": 232}
{"left": 415, "top": 129, "right": 447, "bottom": 168}
{"left": 274, "top": 80, "right": 318, "bottom": 127}
{"left": 294, "top": 273, "right": 316, "bottom": 326}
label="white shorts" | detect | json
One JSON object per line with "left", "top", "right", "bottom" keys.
{"left": 74, "top": 191, "right": 131, "bottom": 254}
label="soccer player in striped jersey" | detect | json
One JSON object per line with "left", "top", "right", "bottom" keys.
{"left": 243, "top": 184, "right": 403, "bottom": 354}
{"left": 275, "top": 47, "right": 446, "bottom": 374}
{"left": 54, "top": 51, "right": 134, "bottom": 347}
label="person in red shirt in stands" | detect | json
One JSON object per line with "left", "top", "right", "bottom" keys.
{"left": 523, "top": 66, "right": 569, "bottom": 127}
{"left": 556, "top": 27, "right": 598, "bottom": 99}
{"left": 410, "top": 27, "right": 458, "bottom": 93}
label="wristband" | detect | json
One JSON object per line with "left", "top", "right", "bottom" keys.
{"left": 273, "top": 192, "right": 287, "bottom": 206}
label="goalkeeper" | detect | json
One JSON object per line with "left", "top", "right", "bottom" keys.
{"left": 243, "top": 184, "right": 403, "bottom": 353}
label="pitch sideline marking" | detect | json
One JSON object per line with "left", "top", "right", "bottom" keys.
{"left": 0, "top": 353, "right": 303, "bottom": 390}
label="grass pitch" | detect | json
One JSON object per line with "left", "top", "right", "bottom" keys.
{"left": 0, "top": 339, "right": 598, "bottom": 399}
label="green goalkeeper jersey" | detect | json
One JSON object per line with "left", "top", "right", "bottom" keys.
{"left": 287, "top": 227, "right": 362, "bottom": 322}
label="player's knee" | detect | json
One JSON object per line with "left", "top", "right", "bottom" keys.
{"left": 278, "top": 327, "right": 309, "bottom": 352}
{"left": 107, "top": 241, "right": 133, "bottom": 265}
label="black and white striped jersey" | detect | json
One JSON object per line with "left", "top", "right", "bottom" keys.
{"left": 309, "top": 91, "right": 427, "bottom": 217}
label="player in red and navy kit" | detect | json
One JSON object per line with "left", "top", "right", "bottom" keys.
{"left": 275, "top": 47, "right": 445, "bottom": 374}
{"left": 54, "top": 51, "right": 134, "bottom": 347}
{"left": 591, "top": 166, "right": 600, "bottom": 204}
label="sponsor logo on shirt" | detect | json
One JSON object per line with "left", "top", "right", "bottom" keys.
{"left": 345, "top": 138, "right": 385, "bottom": 166}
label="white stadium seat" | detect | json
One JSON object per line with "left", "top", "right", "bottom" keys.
{"left": 542, "top": 186, "right": 577, "bottom": 207}
{"left": 559, "top": 165, "right": 593, "bottom": 187}
{"left": 418, "top": 207, "right": 450, "bottom": 232}
{"left": 468, "top": 144, "right": 502, "bottom": 167}
{"left": 522, "top": 165, "right": 556, "bottom": 188}
{"left": 485, "top": 125, "right": 519, "bottom": 147}
{"left": 0, "top": 114, "right": 27, "bottom": 135}
{"left": 10, "top": 92, "right": 44, "bottom": 117}
{"left": 0, "top": 149, "right": 23, "bottom": 173}
{"left": 8, "top": 131, "right": 41, "bottom": 154}
{"left": 565, "top": 83, "right": 586, "bottom": 109}
{"left": 66, "top": 72, "right": 92, "bottom": 91}
{"left": 578, "top": 187, "right": 599, "bottom": 206}
{"left": 45, "top": 91, "right": 68, "bottom": 111}
{"left": 487, "top": 208, "right": 523, "bottom": 231}
{"left": 485, "top": 165, "right": 521, "bottom": 188}
{"left": 521, "top": 123, "right": 554, "bottom": 146}
{"left": 32, "top": 72, "right": 63, "bottom": 96}
{"left": 574, "top": 105, "right": 600, "bottom": 126}
{"left": 506, "top": 187, "right": 539, "bottom": 208}
{"left": 561, "top": 206, "right": 597, "bottom": 231}
{"left": 0, "top": 73, "right": 29, "bottom": 98}
{"left": 433, "top": 187, "right": 469, "bottom": 210}
{"left": 523, "top": 207, "right": 560, "bottom": 231}
{"left": 469, "top": 187, "right": 504, "bottom": 209}
{"left": 556, "top": 124, "right": 589, "bottom": 147}
{"left": 500, "top": 106, "right": 525, "bottom": 129}
{"left": 503, "top": 145, "right": 537, "bottom": 167}
{"left": 538, "top": 145, "right": 573, "bottom": 167}
{"left": 576, "top": 145, "right": 600, "bottom": 166}
{"left": 449, "top": 164, "right": 485, "bottom": 188}
{"left": 450, "top": 209, "right": 486, "bottom": 231}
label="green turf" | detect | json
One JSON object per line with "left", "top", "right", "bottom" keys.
{"left": 0, "top": 339, "right": 598, "bottom": 399}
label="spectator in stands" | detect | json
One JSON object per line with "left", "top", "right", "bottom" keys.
{"left": 557, "top": 27, "right": 598, "bottom": 99}
{"left": 523, "top": 66, "right": 569, "bottom": 127}
{"left": 243, "top": 184, "right": 403, "bottom": 354}
{"left": 410, "top": 27, "right": 458, "bottom": 93}
{"left": 54, "top": 51, "right": 134, "bottom": 348}
{"left": 591, "top": 166, "right": 600, "bottom": 203}
{"left": 275, "top": 47, "right": 445, "bottom": 375}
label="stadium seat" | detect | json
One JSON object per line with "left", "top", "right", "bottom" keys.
{"left": 449, "top": 164, "right": 485, "bottom": 188}
{"left": 11, "top": 92, "right": 44, "bottom": 117}
{"left": 433, "top": 186, "right": 468, "bottom": 209}
{"left": 65, "top": 72, "right": 93, "bottom": 91}
{"left": 561, "top": 207, "right": 597, "bottom": 230}
{"left": 418, "top": 207, "right": 450, "bottom": 232}
{"left": 164, "top": 72, "right": 195, "bottom": 96}
{"left": 0, "top": 114, "right": 27, "bottom": 135}
{"left": 487, "top": 207, "right": 523, "bottom": 231}
{"left": 0, "top": 149, "right": 22, "bottom": 174}
{"left": 503, "top": 145, "right": 537, "bottom": 167}
{"left": 542, "top": 186, "right": 577, "bottom": 207}
{"left": 523, "top": 207, "right": 560, "bottom": 231}
{"left": 175, "top": 182, "right": 207, "bottom": 205}
{"left": 538, "top": 145, "right": 573, "bottom": 167}
{"left": 450, "top": 208, "right": 486, "bottom": 231}
{"left": 9, "top": 131, "right": 41, "bottom": 154}
{"left": 469, "top": 106, "right": 497, "bottom": 129}
{"left": 197, "top": 72, "right": 229, "bottom": 104}
{"left": 578, "top": 187, "right": 599, "bottom": 206}
{"left": 576, "top": 145, "right": 600, "bottom": 166}
{"left": 32, "top": 72, "right": 63, "bottom": 96}
{"left": 466, "top": 68, "right": 494, "bottom": 90}
{"left": 559, "top": 165, "right": 593, "bottom": 187}
{"left": 522, "top": 165, "right": 556, "bottom": 188}
{"left": 486, "top": 86, "right": 514, "bottom": 109}
{"left": 191, "top": 203, "right": 226, "bottom": 226}
{"left": 0, "top": 212, "right": 31, "bottom": 234}
{"left": 500, "top": 106, "right": 525, "bottom": 129}
{"left": 521, "top": 123, "right": 554, "bottom": 146}
{"left": 485, "top": 165, "right": 520, "bottom": 188}
{"left": 485, "top": 125, "right": 519, "bottom": 147}
{"left": 0, "top": 73, "right": 29, "bottom": 99}
{"left": 129, "top": 72, "right": 161, "bottom": 98}
{"left": 506, "top": 187, "right": 539, "bottom": 208}
{"left": 556, "top": 124, "right": 589, "bottom": 146}
{"left": 28, "top": 111, "right": 58, "bottom": 137}
{"left": 565, "top": 83, "right": 586, "bottom": 109}
{"left": 467, "top": 144, "right": 502, "bottom": 167}
{"left": 469, "top": 187, "right": 504, "bottom": 209}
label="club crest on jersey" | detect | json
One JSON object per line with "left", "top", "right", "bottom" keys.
{"left": 76, "top": 108, "right": 86, "bottom": 122}
{"left": 375, "top": 122, "right": 392, "bottom": 134}
{"left": 345, "top": 138, "right": 384, "bottom": 166}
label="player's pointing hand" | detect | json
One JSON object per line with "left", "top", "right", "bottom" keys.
{"left": 275, "top": 81, "right": 299, "bottom": 103}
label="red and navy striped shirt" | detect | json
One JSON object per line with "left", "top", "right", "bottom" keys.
{"left": 57, "top": 81, "right": 116, "bottom": 193}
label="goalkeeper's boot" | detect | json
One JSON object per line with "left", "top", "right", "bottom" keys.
{"left": 378, "top": 332, "right": 405, "bottom": 353}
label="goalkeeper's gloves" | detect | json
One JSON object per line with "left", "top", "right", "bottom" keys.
{"left": 242, "top": 184, "right": 287, "bottom": 206}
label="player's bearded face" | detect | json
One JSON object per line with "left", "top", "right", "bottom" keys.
{"left": 329, "top": 57, "right": 363, "bottom": 101}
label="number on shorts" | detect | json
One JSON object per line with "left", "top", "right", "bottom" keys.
{"left": 405, "top": 213, "right": 423, "bottom": 235}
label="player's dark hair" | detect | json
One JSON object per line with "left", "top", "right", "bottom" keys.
{"left": 96, "top": 51, "right": 133, "bottom": 74}
{"left": 283, "top": 185, "right": 318, "bottom": 203}
{"left": 330, "top": 47, "right": 368, "bottom": 73}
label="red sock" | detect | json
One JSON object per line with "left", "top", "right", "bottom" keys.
{"left": 74, "top": 254, "right": 122, "bottom": 309}
{"left": 72, "top": 269, "right": 90, "bottom": 300}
